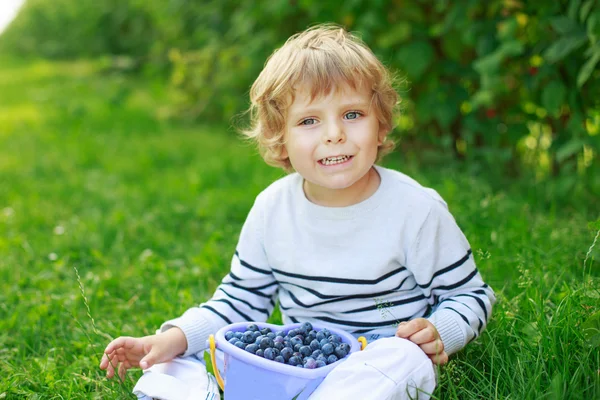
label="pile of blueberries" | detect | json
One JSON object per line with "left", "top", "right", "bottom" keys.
{"left": 224, "top": 322, "right": 351, "bottom": 369}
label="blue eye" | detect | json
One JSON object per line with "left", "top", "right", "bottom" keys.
{"left": 345, "top": 111, "right": 361, "bottom": 120}
{"left": 300, "top": 118, "right": 317, "bottom": 126}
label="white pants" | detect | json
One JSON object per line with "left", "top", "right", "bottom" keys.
{"left": 133, "top": 337, "right": 436, "bottom": 400}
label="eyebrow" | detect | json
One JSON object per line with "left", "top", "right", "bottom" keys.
{"left": 289, "top": 102, "right": 369, "bottom": 118}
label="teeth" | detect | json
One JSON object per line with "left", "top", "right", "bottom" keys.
{"left": 321, "top": 155, "right": 350, "bottom": 165}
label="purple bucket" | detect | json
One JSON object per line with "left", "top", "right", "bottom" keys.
{"left": 209, "top": 322, "right": 363, "bottom": 400}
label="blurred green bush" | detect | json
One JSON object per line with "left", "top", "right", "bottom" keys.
{"left": 1, "top": 0, "right": 599, "bottom": 199}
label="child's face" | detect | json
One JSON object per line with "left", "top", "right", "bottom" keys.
{"left": 283, "top": 83, "right": 386, "bottom": 203}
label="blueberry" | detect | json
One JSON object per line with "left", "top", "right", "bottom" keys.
{"left": 326, "top": 354, "right": 338, "bottom": 364}
{"left": 234, "top": 341, "right": 246, "bottom": 349}
{"left": 321, "top": 343, "right": 334, "bottom": 356}
{"left": 260, "top": 337, "right": 274, "bottom": 349}
{"left": 228, "top": 337, "right": 239, "bottom": 345}
{"left": 245, "top": 343, "right": 259, "bottom": 354}
{"left": 260, "top": 327, "right": 271, "bottom": 335}
{"left": 288, "top": 356, "right": 300, "bottom": 366}
{"left": 310, "top": 339, "right": 321, "bottom": 351}
{"left": 274, "top": 341, "right": 285, "bottom": 351}
{"left": 266, "top": 332, "right": 276, "bottom": 339}
{"left": 299, "top": 346, "right": 312, "bottom": 357}
{"left": 255, "top": 349, "right": 264, "bottom": 357}
{"left": 319, "top": 338, "right": 329, "bottom": 348}
{"left": 264, "top": 348, "right": 275, "bottom": 360}
{"left": 253, "top": 331, "right": 261, "bottom": 341}
{"left": 301, "top": 322, "right": 313, "bottom": 332}
{"left": 316, "top": 332, "right": 325, "bottom": 342}
{"left": 321, "top": 329, "right": 330, "bottom": 338}
{"left": 234, "top": 332, "right": 244, "bottom": 340}
{"left": 246, "top": 324, "right": 259, "bottom": 332}
{"left": 225, "top": 331, "right": 235, "bottom": 341}
{"left": 274, "top": 355, "right": 285, "bottom": 363}
{"left": 304, "top": 358, "right": 317, "bottom": 369}
{"left": 290, "top": 337, "right": 303, "bottom": 348}
{"left": 334, "top": 345, "right": 347, "bottom": 358}
{"left": 280, "top": 347, "right": 293, "bottom": 361}
{"left": 316, "top": 355, "right": 328, "bottom": 363}
{"left": 311, "top": 349, "right": 322, "bottom": 358}
{"left": 275, "top": 331, "right": 286, "bottom": 337}
{"left": 288, "top": 329, "right": 298, "bottom": 337}
{"left": 243, "top": 331, "right": 254, "bottom": 343}
{"left": 315, "top": 360, "right": 327, "bottom": 368}
{"left": 329, "top": 334, "right": 341, "bottom": 344}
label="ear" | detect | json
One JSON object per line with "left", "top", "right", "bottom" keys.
{"left": 377, "top": 126, "right": 389, "bottom": 146}
{"left": 279, "top": 145, "right": 288, "bottom": 159}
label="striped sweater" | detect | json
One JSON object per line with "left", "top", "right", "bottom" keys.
{"left": 162, "top": 165, "right": 495, "bottom": 357}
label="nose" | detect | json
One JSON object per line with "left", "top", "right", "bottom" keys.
{"left": 322, "top": 119, "right": 345, "bottom": 144}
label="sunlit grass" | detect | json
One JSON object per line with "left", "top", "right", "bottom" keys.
{"left": 0, "top": 57, "right": 598, "bottom": 399}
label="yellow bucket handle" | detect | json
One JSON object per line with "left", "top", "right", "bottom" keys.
{"left": 208, "top": 334, "right": 225, "bottom": 391}
{"left": 358, "top": 336, "right": 367, "bottom": 350}
{"left": 208, "top": 333, "right": 367, "bottom": 392}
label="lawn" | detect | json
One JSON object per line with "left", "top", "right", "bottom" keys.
{"left": 0, "top": 57, "right": 598, "bottom": 399}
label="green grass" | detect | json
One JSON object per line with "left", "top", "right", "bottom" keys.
{"left": 0, "top": 56, "right": 598, "bottom": 399}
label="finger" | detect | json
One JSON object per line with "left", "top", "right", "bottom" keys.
{"left": 395, "top": 319, "right": 427, "bottom": 338}
{"left": 104, "top": 336, "right": 135, "bottom": 355}
{"left": 419, "top": 339, "right": 445, "bottom": 356}
{"left": 106, "top": 358, "right": 116, "bottom": 379}
{"left": 408, "top": 327, "right": 438, "bottom": 345}
{"left": 99, "top": 353, "right": 108, "bottom": 370}
{"left": 118, "top": 363, "right": 127, "bottom": 381}
{"left": 428, "top": 351, "right": 449, "bottom": 365}
{"left": 139, "top": 346, "right": 158, "bottom": 370}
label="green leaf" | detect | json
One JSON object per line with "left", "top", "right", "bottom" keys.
{"left": 203, "top": 350, "right": 215, "bottom": 376}
{"left": 395, "top": 41, "right": 434, "bottom": 79}
{"left": 544, "top": 33, "right": 588, "bottom": 63}
{"left": 577, "top": 51, "right": 600, "bottom": 87}
{"left": 580, "top": 0, "right": 596, "bottom": 23}
{"left": 541, "top": 80, "right": 566, "bottom": 116}
{"left": 473, "top": 51, "right": 504, "bottom": 75}
{"left": 556, "top": 139, "right": 584, "bottom": 163}
{"left": 582, "top": 310, "right": 600, "bottom": 348}
{"left": 550, "top": 16, "right": 581, "bottom": 34}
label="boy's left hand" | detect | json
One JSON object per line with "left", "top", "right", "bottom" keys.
{"left": 395, "top": 318, "right": 448, "bottom": 365}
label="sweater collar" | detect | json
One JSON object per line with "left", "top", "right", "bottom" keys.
{"left": 295, "top": 165, "right": 389, "bottom": 220}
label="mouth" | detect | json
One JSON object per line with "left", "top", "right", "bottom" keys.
{"left": 318, "top": 155, "right": 353, "bottom": 166}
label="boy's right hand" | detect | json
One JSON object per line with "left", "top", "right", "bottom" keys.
{"left": 99, "top": 327, "right": 187, "bottom": 380}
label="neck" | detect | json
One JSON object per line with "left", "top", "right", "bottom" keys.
{"left": 303, "top": 167, "right": 381, "bottom": 207}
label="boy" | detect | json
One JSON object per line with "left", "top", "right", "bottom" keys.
{"left": 100, "top": 24, "right": 495, "bottom": 399}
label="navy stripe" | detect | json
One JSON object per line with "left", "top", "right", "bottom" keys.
{"left": 218, "top": 288, "right": 270, "bottom": 315}
{"left": 314, "top": 316, "right": 402, "bottom": 328}
{"left": 213, "top": 299, "right": 254, "bottom": 321}
{"left": 279, "top": 279, "right": 417, "bottom": 310}
{"left": 223, "top": 281, "right": 274, "bottom": 299}
{"left": 272, "top": 266, "right": 407, "bottom": 285}
{"left": 440, "top": 298, "right": 484, "bottom": 334}
{"left": 453, "top": 292, "right": 489, "bottom": 320}
{"left": 444, "top": 306, "right": 475, "bottom": 337}
{"left": 342, "top": 294, "right": 426, "bottom": 313}
{"left": 201, "top": 305, "right": 232, "bottom": 324}
{"left": 290, "top": 316, "right": 299, "bottom": 323}
{"left": 235, "top": 251, "right": 271, "bottom": 275}
{"left": 418, "top": 250, "right": 472, "bottom": 289}
{"left": 429, "top": 269, "right": 479, "bottom": 292}
{"left": 228, "top": 272, "right": 242, "bottom": 281}
{"left": 278, "top": 274, "right": 411, "bottom": 303}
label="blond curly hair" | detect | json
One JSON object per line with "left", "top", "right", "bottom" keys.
{"left": 241, "top": 23, "right": 399, "bottom": 172}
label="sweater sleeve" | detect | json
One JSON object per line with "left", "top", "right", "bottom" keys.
{"left": 407, "top": 200, "right": 495, "bottom": 356}
{"left": 160, "top": 192, "right": 278, "bottom": 356}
